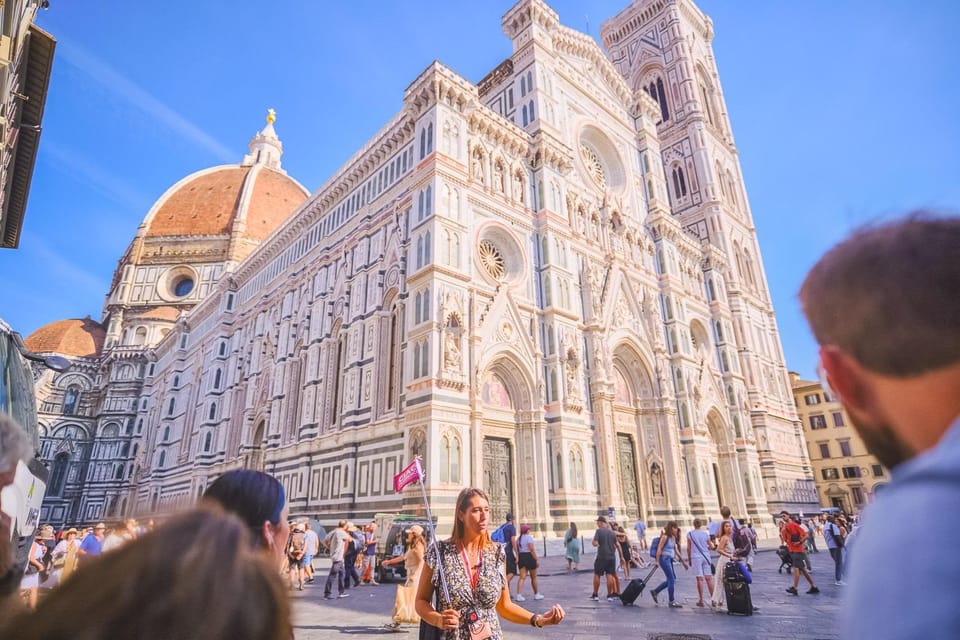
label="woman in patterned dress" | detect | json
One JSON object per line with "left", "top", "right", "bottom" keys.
{"left": 416, "top": 488, "right": 565, "bottom": 639}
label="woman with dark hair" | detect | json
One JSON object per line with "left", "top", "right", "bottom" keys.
{"left": 202, "top": 469, "right": 290, "bottom": 567}
{"left": 514, "top": 524, "right": 543, "bottom": 601}
{"left": 1, "top": 506, "right": 291, "bottom": 640}
{"left": 649, "top": 521, "right": 688, "bottom": 609}
{"left": 564, "top": 522, "right": 579, "bottom": 571}
{"left": 415, "top": 487, "right": 565, "bottom": 639}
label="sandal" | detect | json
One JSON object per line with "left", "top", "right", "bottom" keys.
{"left": 696, "top": 601, "right": 705, "bottom": 607}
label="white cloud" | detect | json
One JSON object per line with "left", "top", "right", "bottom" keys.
{"left": 57, "top": 39, "right": 235, "bottom": 163}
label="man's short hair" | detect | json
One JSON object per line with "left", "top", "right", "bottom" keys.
{"left": 338, "top": 519, "right": 347, "bottom": 528}
{"left": 800, "top": 213, "right": 960, "bottom": 376}
{"left": 720, "top": 505, "right": 731, "bottom": 519}
{"left": 0, "top": 414, "right": 31, "bottom": 474}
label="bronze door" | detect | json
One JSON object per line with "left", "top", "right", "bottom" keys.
{"left": 482, "top": 437, "right": 513, "bottom": 524}
{"left": 617, "top": 434, "right": 640, "bottom": 520}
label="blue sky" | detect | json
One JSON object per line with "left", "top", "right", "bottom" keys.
{"left": 1, "top": 0, "right": 957, "bottom": 379}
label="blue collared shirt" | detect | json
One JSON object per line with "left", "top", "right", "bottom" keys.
{"left": 842, "top": 416, "right": 960, "bottom": 639}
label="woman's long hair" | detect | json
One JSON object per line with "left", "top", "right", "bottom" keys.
{"left": 202, "top": 469, "right": 285, "bottom": 549}
{"left": 569, "top": 522, "right": 578, "bottom": 538}
{"left": 450, "top": 487, "right": 493, "bottom": 549}
{"left": 1, "top": 506, "right": 291, "bottom": 640}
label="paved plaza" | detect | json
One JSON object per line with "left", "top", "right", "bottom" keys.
{"left": 291, "top": 546, "right": 843, "bottom": 640}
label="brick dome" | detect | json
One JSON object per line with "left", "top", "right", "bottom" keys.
{"left": 25, "top": 317, "right": 106, "bottom": 358}
{"left": 144, "top": 165, "right": 308, "bottom": 241}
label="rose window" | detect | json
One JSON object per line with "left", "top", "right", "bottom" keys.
{"left": 580, "top": 143, "right": 607, "bottom": 189}
{"left": 478, "top": 240, "right": 506, "bottom": 281}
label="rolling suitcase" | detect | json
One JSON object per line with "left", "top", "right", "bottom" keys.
{"left": 619, "top": 564, "right": 658, "bottom": 606}
{"left": 723, "top": 563, "right": 753, "bottom": 616}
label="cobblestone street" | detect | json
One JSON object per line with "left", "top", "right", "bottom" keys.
{"left": 291, "top": 547, "right": 843, "bottom": 640}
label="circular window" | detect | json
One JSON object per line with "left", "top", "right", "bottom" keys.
{"left": 576, "top": 125, "right": 625, "bottom": 194}
{"left": 173, "top": 276, "right": 194, "bottom": 297}
{"left": 476, "top": 225, "right": 524, "bottom": 286}
{"left": 160, "top": 266, "right": 199, "bottom": 302}
{"left": 478, "top": 240, "right": 506, "bottom": 281}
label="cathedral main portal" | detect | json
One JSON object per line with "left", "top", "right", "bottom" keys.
{"left": 482, "top": 437, "right": 513, "bottom": 525}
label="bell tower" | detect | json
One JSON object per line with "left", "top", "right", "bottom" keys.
{"left": 601, "top": 0, "right": 816, "bottom": 513}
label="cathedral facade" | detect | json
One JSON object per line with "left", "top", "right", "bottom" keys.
{"left": 28, "top": 0, "right": 817, "bottom": 533}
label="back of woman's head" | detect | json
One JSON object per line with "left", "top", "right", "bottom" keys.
{"left": 1, "top": 506, "right": 290, "bottom": 640}
{"left": 202, "top": 469, "right": 285, "bottom": 548}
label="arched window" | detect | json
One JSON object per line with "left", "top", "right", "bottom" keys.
{"left": 418, "top": 190, "right": 425, "bottom": 221}
{"left": 158, "top": 450, "right": 166, "bottom": 467}
{"left": 422, "top": 288, "right": 430, "bottom": 323}
{"left": 554, "top": 452, "right": 563, "bottom": 489}
{"left": 208, "top": 402, "right": 217, "bottom": 421}
{"left": 672, "top": 166, "right": 688, "bottom": 199}
{"left": 133, "top": 326, "right": 147, "bottom": 346}
{"left": 49, "top": 453, "right": 69, "bottom": 496}
{"left": 423, "top": 231, "right": 431, "bottom": 264}
{"left": 204, "top": 432, "right": 213, "bottom": 452}
{"left": 450, "top": 437, "right": 460, "bottom": 484}
{"left": 62, "top": 386, "right": 81, "bottom": 416}
{"left": 218, "top": 342, "right": 227, "bottom": 357}
{"left": 419, "top": 128, "right": 427, "bottom": 160}
{"left": 426, "top": 122, "right": 433, "bottom": 155}
{"left": 121, "top": 442, "right": 130, "bottom": 457}
{"left": 386, "top": 307, "right": 400, "bottom": 410}
{"left": 416, "top": 236, "right": 424, "bottom": 268}
{"left": 213, "top": 369, "right": 222, "bottom": 390}
{"left": 163, "top": 426, "right": 170, "bottom": 441}
{"left": 167, "top": 398, "right": 175, "bottom": 416}
{"left": 568, "top": 448, "right": 585, "bottom": 490}
{"left": 425, "top": 185, "right": 432, "bottom": 217}
{"left": 645, "top": 77, "right": 670, "bottom": 122}
{"left": 114, "top": 465, "right": 123, "bottom": 480}
{"left": 440, "top": 436, "right": 450, "bottom": 483}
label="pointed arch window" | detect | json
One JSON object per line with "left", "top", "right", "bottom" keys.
{"left": 568, "top": 447, "right": 585, "bottom": 490}
{"left": 671, "top": 166, "right": 688, "bottom": 199}
{"left": 425, "top": 185, "right": 432, "bottom": 217}
{"left": 213, "top": 369, "right": 222, "bottom": 390}
{"left": 204, "top": 432, "right": 213, "bottom": 452}
{"left": 62, "top": 386, "right": 80, "bottom": 416}
{"left": 208, "top": 402, "right": 217, "bottom": 421}
{"left": 49, "top": 453, "right": 69, "bottom": 496}
{"left": 158, "top": 450, "right": 166, "bottom": 468}
{"left": 386, "top": 306, "right": 400, "bottom": 410}
{"left": 645, "top": 77, "right": 670, "bottom": 122}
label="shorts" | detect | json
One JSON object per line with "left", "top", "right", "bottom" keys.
{"left": 691, "top": 557, "right": 713, "bottom": 578}
{"left": 594, "top": 556, "right": 616, "bottom": 577}
{"left": 288, "top": 556, "right": 302, "bottom": 569}
{"left": 300, "top": 554, "right": 314, "bottom": 569}
{"left": 506, "top": 553, "right": 517, "bottom": 576}
{"left": 518, "top": 552, "right": 537, "bottom": 571}
{"left": 790, "top": 552, "right": 808, "bottom": 568}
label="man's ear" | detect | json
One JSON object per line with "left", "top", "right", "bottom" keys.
{"left": 262, "top": 521, "right": 275, "bottom": 549}
{"left": 819, "top": 346, "right": 870, "bottom": 415}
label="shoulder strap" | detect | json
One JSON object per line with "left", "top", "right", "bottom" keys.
{"left": 690, "top": 532, "right": 712, "bottom": 564}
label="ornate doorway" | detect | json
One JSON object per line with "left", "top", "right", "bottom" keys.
{"left": 617, "top": 434, "right": 640, "bottom": 520}
{"left": 482, "top": 437, "right": 513, "bottom": 524}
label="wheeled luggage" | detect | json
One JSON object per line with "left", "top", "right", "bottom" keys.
{"left": 723, "top": 562, "right": 753, "bottom": 616}
{"left": 619, "top": 563, "right": 658, "bottom": 606}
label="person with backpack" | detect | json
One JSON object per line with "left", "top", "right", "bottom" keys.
{"left": 649, "top": 521, "right": 687, "bottom": 609}
{"left": 779, "top": 511, "right": 819, "bottom": 596}
{"left": 343, "top": 523, "right": 363, "bottom": 590}
{"left": 287, "top": 523, "right": 307, "bottom": 590}
{"left": 823, "top": 515, "right": 846, "bottom": 585}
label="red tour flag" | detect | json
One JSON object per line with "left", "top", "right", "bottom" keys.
{"left": 393, "top": 457, "right": 424, "bottom": 493}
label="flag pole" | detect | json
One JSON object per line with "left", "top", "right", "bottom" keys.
{"left": 415, "top": 456, "right": 450, "bottom": 605}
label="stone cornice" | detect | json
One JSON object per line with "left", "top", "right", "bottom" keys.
{"left": 599, "top": 0, "right": 666, "bottom": 51}
{"left": 404, "top": 62, "right": 477, "bottom": 119}
{"left": 465, "top": 102, "right": 530, "bottom": 158}
{"left": 551, "top": 26, "right": 633, "bottom": 107}
{"left": 528, "top": 129, "right": 574, "bottom": 174}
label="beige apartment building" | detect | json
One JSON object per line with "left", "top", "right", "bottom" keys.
{"left": 790, "top": 372, "right": 888, "bottom": 514}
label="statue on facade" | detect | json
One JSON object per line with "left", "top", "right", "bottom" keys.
{"left": 443, "top": 332, "right": 462, "bottom": 371}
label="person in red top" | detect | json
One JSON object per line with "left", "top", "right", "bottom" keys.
{"left": 779, "top": 511, "right": 819, "bottom": 596}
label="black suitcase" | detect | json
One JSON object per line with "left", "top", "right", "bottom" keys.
{"left": 724, "top": 579, "right": 753, "bottom": 616}
{"left": 619, "top": 564, "right": 658, "bottom": 606}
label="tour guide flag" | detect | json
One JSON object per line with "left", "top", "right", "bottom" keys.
{"left": 393, "top": 458, "right": 424, "bottom": 493}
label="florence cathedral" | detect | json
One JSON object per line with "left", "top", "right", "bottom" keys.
{"left": 25, "top": 0, "right": 818, "bottom": 534}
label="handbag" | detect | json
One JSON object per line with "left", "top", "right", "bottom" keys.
{"left": 394, "top": 584, "right": 422, "bottom": 624}
{"left": 418, "top": 588, "right": 442, "bottom": 640}
{"left": 419, "top": 542, "right": 445, "bottom": 640}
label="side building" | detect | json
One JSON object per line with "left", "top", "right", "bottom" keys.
{"left": 790, "top": 372, "right": 888, "bottom": 515}
{"left": 30, "top": 0, "right": 816, "bottom": 532}
{"left": 0, "top": 0, "right": 55, "bottom": 248}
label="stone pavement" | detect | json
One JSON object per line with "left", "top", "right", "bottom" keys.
{"left": 291, "top": 547, "right": 843, "bottom": 640}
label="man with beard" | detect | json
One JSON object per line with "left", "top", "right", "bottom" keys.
{"left": 799, "top": 213, "right": 960, "bottom": 638}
